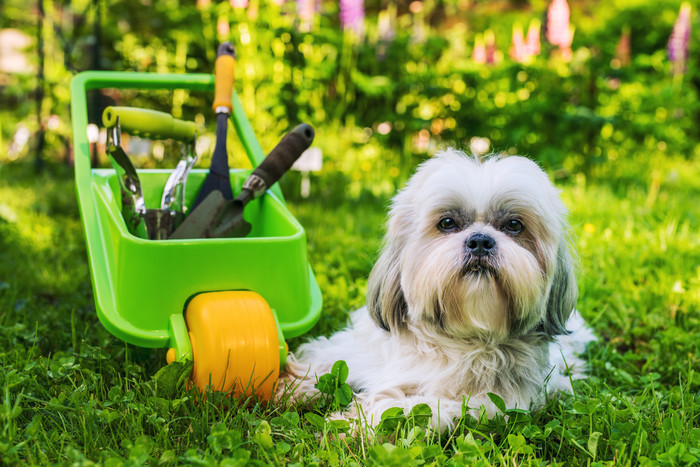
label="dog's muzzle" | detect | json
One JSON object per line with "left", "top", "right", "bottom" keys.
{"left": 465, "top": 233, "right": 496, "bottom": 257}
{"left": 461, "top": 233, "right": 498, "bottom": 276}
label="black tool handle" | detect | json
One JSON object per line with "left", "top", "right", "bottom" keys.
{"left": 252, "top": 123, "right": 314, "bottom": 189}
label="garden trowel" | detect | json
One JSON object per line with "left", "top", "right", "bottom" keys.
{"left": 169, "top": 123, "right": 315, "bottom": 239}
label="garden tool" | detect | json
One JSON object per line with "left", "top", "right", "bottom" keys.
{"left": 191, "top": 42, "right": 237, "bottom": 209}
{"left": 169, "top": 123, "right": 315, "bottom": 239}
{"left": 160, "top": 140, "right": 198, "bottom": 228}
{"left": 102, "top": 106, "right": 198, "bottom": 240}
{"left": 104, "top": 114, "right": 148, "bottom": 238}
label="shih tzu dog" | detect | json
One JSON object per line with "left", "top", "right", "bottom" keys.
{"left": 281, "top": 150, "right": 595, "bottom": 431}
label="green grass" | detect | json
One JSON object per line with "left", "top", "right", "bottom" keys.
{"left": 0, "top": 157, "right": 698, "bottom": 466}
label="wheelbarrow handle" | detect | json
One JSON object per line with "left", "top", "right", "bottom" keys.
{"left": 102, "top": 106, "right": 197, "bottom": 143}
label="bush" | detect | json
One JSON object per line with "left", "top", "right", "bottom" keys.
{"left": 1, "top": 0, "right": 697, "bottom": 184}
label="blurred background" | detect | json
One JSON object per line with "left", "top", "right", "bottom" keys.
{"left": 0, "top": 0, "right": 697, "bottom": 198}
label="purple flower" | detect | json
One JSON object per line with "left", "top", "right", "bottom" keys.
{"left": 340, "top": 0, "right": 365, "bottom": 36}
{"left": 668, "top": 2, "right": 691, "bottom": 75}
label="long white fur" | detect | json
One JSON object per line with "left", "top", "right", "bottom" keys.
{"left": 279, "top": 150, "right": 595, "bottom": 432}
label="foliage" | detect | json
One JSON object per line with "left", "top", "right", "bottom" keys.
{"left": 1, "top": 0, "right": 699, "bottom": 189}
{"left": 314, "top": 360, "right": 354, "bottom": 410}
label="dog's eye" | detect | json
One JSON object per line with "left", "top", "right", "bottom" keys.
{"left": 438, "top": 217, "right": 458, "bottom": 232}
{"left": 504, "top": 219, "right": 524, "bottom": 234}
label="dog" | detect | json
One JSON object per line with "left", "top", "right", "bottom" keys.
{"left": 280, "top": 150, "right": 595, "bottom": 431}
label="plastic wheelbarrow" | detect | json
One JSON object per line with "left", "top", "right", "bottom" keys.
{"left": 70, "top": 71, "right": 322, "bottom": 400}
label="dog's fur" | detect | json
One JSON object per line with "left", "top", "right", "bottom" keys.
{"left": 280, "top": 150, "right": 595, "bottom": 431}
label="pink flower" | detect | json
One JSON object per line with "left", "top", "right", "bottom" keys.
{"left": 473, "top": 31, "right": 500, "bottom": 65}
{"left": 229, "top": 0, "right": 248, "bottom": 8}
{"left": 546, "top": 0, "right": 573, "bottom": 48}
{"left": 472, "top": 34, "right": 486, "bottom": 64}
{"left": 546, "top": 0, "right": 574, "bottom": 60}
{"left": 217, "top": 17, "right": 230, "bottom": 37}
{"left": 510, "top": 23, "right": 527, "bottom": 62}
{"left": 297, "top": 0, "right": 315, "bottom": 31}
{"left": 614, "top": 27, "right": 631, "bottom": 68}
{"left": 668, "top": 2, "right": 692, "bottom": 76}
{"left": 484, "top": 30, "right": 499, "bottom": 64}
{"left": 525, "top": 19, "right": 541, "bottom": 57}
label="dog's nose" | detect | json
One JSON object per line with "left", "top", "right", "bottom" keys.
{"left": 466, "top": 233, "right": 496, "bottom": 256}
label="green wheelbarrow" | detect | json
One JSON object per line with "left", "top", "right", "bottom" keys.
{"left": 70, "top": 71, "right": 322, "bottom": 400}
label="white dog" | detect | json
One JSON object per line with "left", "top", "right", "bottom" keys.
{"left": 281, "top": 150, "right": 595, "bottom": 431}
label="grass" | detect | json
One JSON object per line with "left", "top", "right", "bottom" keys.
{"left": 0, "top": 155, "right": 699, "bottom": 466}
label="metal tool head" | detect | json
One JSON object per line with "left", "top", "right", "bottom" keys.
{"left": 144, "top": 209, "right": 173, "bottom": 241}
{"left": 161, "top": 139, "right": 198, "bottom": 231}
{"left": 106, "top": 119, "right": 147, "bottom": 238}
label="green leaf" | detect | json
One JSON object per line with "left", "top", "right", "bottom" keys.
{"left": 378, "top": 407, "right": 405, "bottom": 433}
{"left": 304, "top": 412, "right": 325, "bottom": 430}
{"left": 522, "top": 425, "right": 543, "bottom": 441}
{"left": 381, "top": 407, "right": 405, "bottom": 421}
{"left": 456, "top": 433, "right": 485, "bottom": 456}
{"left": 158, "top": 450, "right": 176, "bottom": 465}
{"left": 327, "top": 419, "right": 351, "bottom": 433}
{"left": 421, "top": 444, "right": 442, "bottom": 461}
{"left": 369, "top": 443, "right": 415, "bottom": 465}
{"left": 152, "top": 360, "right": 193, "bottom": 398}
{"left": 334, "top": 383, "right": 353, "bottom": 407}
{"left": 253, "top": 421, "right": 274, "bottom": 451}
{"left": 315, "top": 373, "right": 337, "bottom": 395}
{"left": 207, "top": 422, "right": 242, "bottom": 454}
{"left": 544, "top": 419, "right": 562, "bottom": 438}
{"left": 508, "top": 434, "right": 531, "bottom": 454}
{"left": 219, "top": 449, "right": 251, "bottom": 466}
{"left": 588, "top": 431, "right": 602, "bottom": 460}
{"left": 408, "top": 403, "right": 432, "bottom": 428}
{"left": 97, "top": 408, "right": 120, "bottom": 424}
{"left": 487, "top": 393, "right": 506, "bottom": 413}
{"left": 275, "top": 441, "right": 291, "bottom": 455}
{"left": 331, "top": 360, "right": 349, "bottom": 384}
{"left": 283, "top": 411, "right": 300, "bottom": 427}
{"left": 108, "top": 386, "right": 123, "bottom": 402}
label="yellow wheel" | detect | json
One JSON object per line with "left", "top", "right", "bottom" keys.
{"left": 185, "top": 291, "right": 280, "bottom": 401}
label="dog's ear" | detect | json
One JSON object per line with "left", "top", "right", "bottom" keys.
{"left": 367, "top": 241, "right": 407, "bottom": 332}
{"left": 542, "top": 241, "right": 577, "bottom": 336}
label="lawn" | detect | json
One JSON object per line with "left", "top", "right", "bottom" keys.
{"left": 0, "top": 152, "right": 698, "bottom": 465}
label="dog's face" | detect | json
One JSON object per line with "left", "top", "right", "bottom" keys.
{"left": 367, "top": 151, "right": 576, "bottom": 341}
